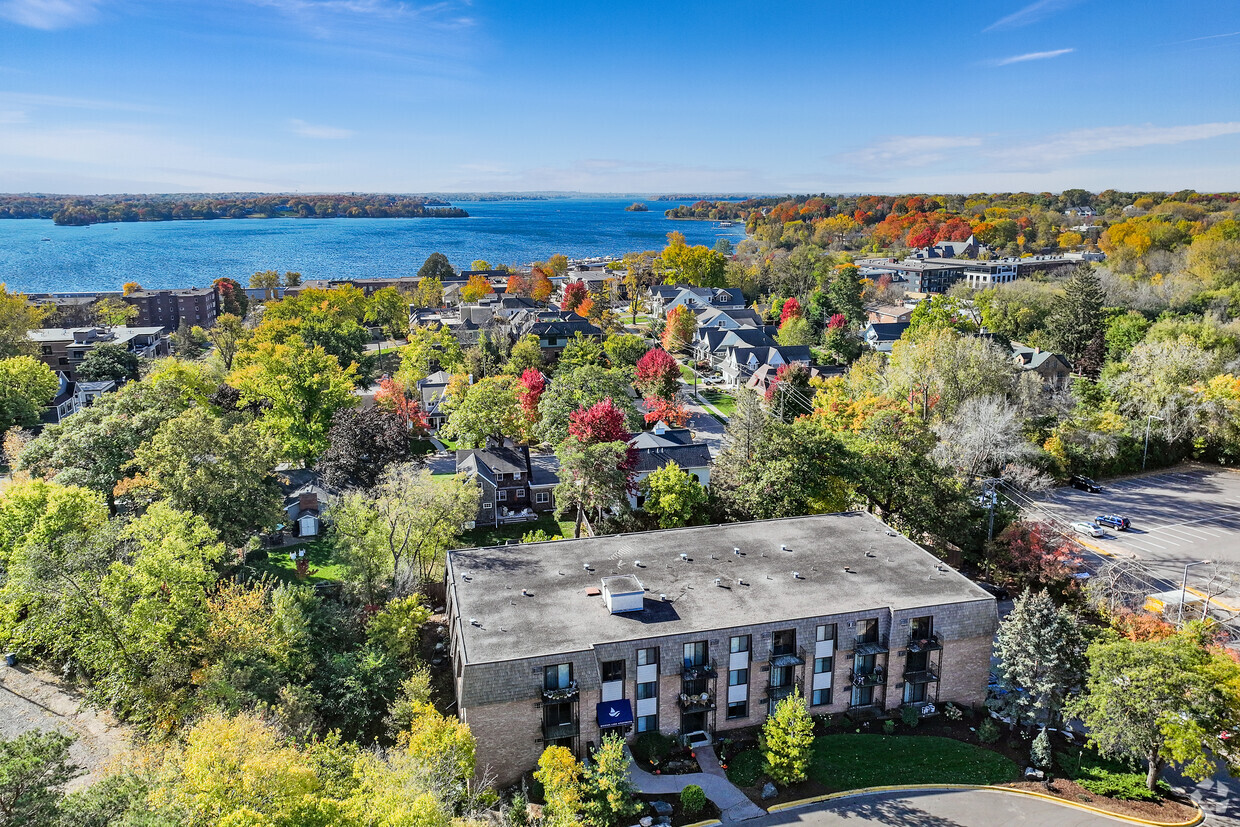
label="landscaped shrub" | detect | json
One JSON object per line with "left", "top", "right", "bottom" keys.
{"left": 762, "top": 688, "right": 814, "bottom": 784}
{"left": 943, "top": 703, "right": 963, "bottom": 721}
{"left": 725, "top": 749, "right": 765, "bottom": 787}
{"left": 631, "top": 731, "right": 676, "bottom": 765}
{"left": 1055, "top": 750, "right": 1171, "bottom": 802}
{"left": 977, "top": 717, "right": 1000, "bottom": 744}
{"left": 681, "top": 784, "right": 707, "bottom": 817}
{"left": 507, "top": 792, "right": 529, "bottom": 826}
{"left": 882, "top": 720, "right": 896, "bottom": 735}
{"left": 901, "top": 705, "right": 920, "bottom": 728}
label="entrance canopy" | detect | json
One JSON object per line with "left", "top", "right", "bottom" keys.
{"left": 596, "top": 699, "right": 633, "bottom": 727}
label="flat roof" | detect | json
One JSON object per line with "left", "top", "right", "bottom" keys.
{"left": 27, "top": 325, "right": 165, "bottom": 341}
{"left": 448, "top": 512, "right": 993, "bottom": 664}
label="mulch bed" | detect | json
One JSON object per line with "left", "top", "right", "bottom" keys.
{"left": 1001, "top": 779, "right": 1200, "bottom": 824}
{"left": 636, "top": 794, "right": 721, "bottom": 827}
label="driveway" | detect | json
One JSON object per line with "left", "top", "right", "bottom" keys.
{"left": 755, "top": 788, "right": 1150, "bottom": 827}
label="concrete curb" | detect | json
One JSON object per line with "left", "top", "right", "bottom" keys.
{"left": 764, "top": 783, "right": 1204, "bottom": 826}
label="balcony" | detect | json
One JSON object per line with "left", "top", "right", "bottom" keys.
{"left": 769, "top": 646, "right": 806, "bottom": 668}
{"left": 767, "top": 682, "right": 798, "bottom": 705}
{"left": 850, "top": 667, "right": 887, "bottom": 688}
{"left": 678, "top": 690, "right": 715, "bottom": 713}
{"left": 903, "top": 666, "right": 939, "bottom": 684}
{"left": 906, "top": 633, "right": 942, "bottom": 653}
{"left": 542, "top": 681, "right": 579, "bottom": 702}
{"left": 541, "top": 718, "right": 579, "bottom": 741}
{"left": 681, "top": 662, "right": 716, "bottom": 682}
{"left": 854, "top": 635, "right": 889, "bottom": 656}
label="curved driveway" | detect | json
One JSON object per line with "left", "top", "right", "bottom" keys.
{"left": 756, "top": 788, "right": 1158, "bottom": 827}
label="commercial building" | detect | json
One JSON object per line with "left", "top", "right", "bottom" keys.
{"left": 446, "top": 513, "right": 998, "bottom": 785}
{"left": 123, "top": 286, "right": 219, "bottom": 331}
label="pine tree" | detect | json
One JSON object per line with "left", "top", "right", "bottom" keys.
{"left": 761, "top": 687, "right": 814, "bottom": 785}
{"left": 1046, "top": 265, "right": 1105, "bottom": 362}
{"left": 1031, "top": 726, "right": 1052, "bottom": 769}
{"left": 580, "top": 734, "right": 642, "bottom": 827}
{"left": 989, "top": 589, "right": 1086, "bottom": 729}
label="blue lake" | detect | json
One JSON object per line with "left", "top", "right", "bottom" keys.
{"left": 0, "top": 198, "right": 746, "bottom": 293}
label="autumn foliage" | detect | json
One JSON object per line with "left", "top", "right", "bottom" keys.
{"left": 575, "top": 296, "right": 594, "bottom": 318}
{"left": 779, "top": 297, "right": 803, "bottom": 326}
{"left": 644, "top": 396, "right": 691, "bottom": 428}
{"left": 374, "top": 376, "right": 429, "bottom": 432}
{"left": 562, "top": 280, "right": 588, "bottom": 312}
{"left": 461, "top": 274, "right": 494, "bottom": 303}
{"left": 516, "top": 368, "right": 546, "bottom": 430}
{"left": 661, "top": 305, "right": 695, "bottom": 353}
{"left": 568, "top": 398, "right": 633, "bottom": 445}
{"left": 634, "top": 347, "right": 681, "bottom": 402}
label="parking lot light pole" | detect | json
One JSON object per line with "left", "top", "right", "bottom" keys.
{"left": 1143, "top": 414, "right": 1164, "bottom": 470}
{"left": 1180, "top": 560, "right": 1211, "bottom": 624}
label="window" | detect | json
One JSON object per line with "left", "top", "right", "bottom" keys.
{"left": 814, "top": 656, "right": 833, "bottom": 675}
{"left": 910, "top": 616, "right": 933, "bottom": 639}
{"left": 683, "top": 641, "right": 707, "bottom": 669}
{"left": 497, "top": 490, "right": 507, "bottom": 502}
{"left": 726, "top": 700, "right": 747, "bottom": 719}
{"left": 482, "top": 502, "right": 492, "bottom": 509}
{"left": 729, "top": 635, "right": 750, "bottom": 654}
{"left": 637, "top": 647, "right": 659, "bottom": 667}
{"left": 544, "top": 663, "right": 572, "bottom": 691}
{"left": 816, "top": 624, "right": 836, "bottom": 642}
{"left": 904, "top": 681, "right": 928, "bottom": 704}
{"left": 58, "top": 357, "right": 68, "bottom": 365}
{"left": 600, "top": 660, "right": 624, "bottom": 683}
{"left": 514, "top": 471, "right": 521, "bottom": 480}
{"left": 728, "top": 669, "right": 748, "bottom": 687}
{"left": 535, "top": 491, "right": 550, "bottom": 504}
{"left": 636, "top": 681, "right": 657, "bottom": 700}
{"left": 770, "top": 665, "right": 793, "bottom": 688}
{"left": 856, "top": 619, "right": 878, "bottom": 644}
{"left": 772, "top": 629, "right": 796, "bottom": 657}
{"left": 636, "top": 714, "right": 657, "bottom": 733}
{"left": 812, "top": 688, "right": 833, "bottom": 706}
{"left": 40, "top": 346, "right": 51, "bottom": 355}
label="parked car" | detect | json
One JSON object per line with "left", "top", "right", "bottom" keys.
{"left": 1069, "top": 475, "right": 1102, "bottom": 492}
{"left": 1072, "top": 521, "right": 1105, "bottom": 538}
{"left": 976, "top": 582, "right": 1010, "bottom": 600}
{"left": 1095, "top": 514, "right": 1131, "bottom": 531}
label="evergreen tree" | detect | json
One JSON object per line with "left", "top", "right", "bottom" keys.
{"left": 1046, "top": 265, "right": 1105, "bottom": 362}
{"left": 761, "top": 687, "right": 814, "bottom": 785}
{"left": 1030, "top": 727, "right": 1052, "bottom": 770}
{"left": 989, "top": 589, "right": 1086, "bottom": 729}
{"left": 579, "top": 734, "right": 642, "bottom": 827}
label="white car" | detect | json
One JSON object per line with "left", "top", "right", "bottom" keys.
{"left": 1072, "top": 522, "right": 1105, "bottom": 538}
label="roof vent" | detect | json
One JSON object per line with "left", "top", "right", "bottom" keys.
{"left": 680, "top": 553, "right": 689, "bottom": 561}
{"left": 521, "top": 588, "right": 529, "bottom": 597}
{"left": 469, "top": 617, "right": 480, "bottom": 627}
{"left": 843, "top": 566, "right": 855, "bottom": 573}
{"left": 733, "top": 547, "right": 741, "bottom": 555}
{"left": 634, "top": 560, "right": 645, "bottom": 568}
{"left": 792, "top": 571, "right": 802, "bottom": 580}
{"left": 781, "top": 544, "right": 789, "bottom": 551}
{"left": 585, "top": 587, "right": 602, "bottom": 597}
{"left": 601, "top": 575, "right": 645, "bottom": 614}
{"left": 660, "top": 593, "right": 668, "bottom": 602}
{"left": 583, "top": 563, "right": 593, "bottom": 571}
{"left": 736, "top": 578, "right": 747, "bottom": 586}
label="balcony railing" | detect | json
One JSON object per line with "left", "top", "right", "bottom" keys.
{"left": 850, "top": 667, "right": 887, "bottom": 687}
{"left": 769, "top": 645, "right": 806, "bottom": 667}
{"left": 906, "top": 633, "right": 942, "bottom": 653}
{"left": 542, "top": 681, "right": 579, "bottom": 702}
{"left": 677, "top": 690, "right": 715, "bottom": 712}
{"left": 768, "top": 683, "right": 798, "bottom": 705}
{"left": 854, "top": 635, "right": 889, "bottom": 656}
{"left": 541, "top": 718, "right": 579, "bottom": 741}
{"left": 903, "top": 666, "right": 939, "bottom": 684}
{"left": 681, "top": 661, "right": 716, "bottom": 682}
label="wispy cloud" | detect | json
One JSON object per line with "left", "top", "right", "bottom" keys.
{"left": 290, "top": 118, "right": 355, "bottom": 139}
{"left": 1170, "top": 30, "right": 1240, "bottom": 44}
{"left": 0, "top": 0, "right": 101, "bottom": 30}
{"left": 993, "top": 48, "right": 1073, "bottom": 66}
{"left": 0, "top": 109, "right": 25, "bottom": 124}
{"left": 246, "top": 0, "right": 475, "bottom": 37}
{"left": 994, "top": 122, "right": 1240, "bottom": 167}
{"left": 838, "top": 135, "right": 984, "bottom": 170}
{"left": 984, "top": 0, "right": 1083, "bottom": 32}
{"left": 0, "top": 91, "right": 156, "bottom": 112}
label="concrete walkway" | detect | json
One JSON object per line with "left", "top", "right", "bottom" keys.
{"left": 629, "top": 748, "right": 766, "bottom": 823}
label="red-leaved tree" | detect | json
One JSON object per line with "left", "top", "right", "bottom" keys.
{"left": 506, "top": 271, "right": 533, "bottom": 297}
{"left": 562, "top": 281, "right": 588, "bottom": 312}
{"left": 374, "top": 376, "right": 429, "bottom": 433}
{"left": 635, "top": 347, "right": 681, "bottom": 402}
{"left": 644, "top": 396, "right": 691, "bottom": 428}
{"left": 568, "top": 398, "right": 638, "bottom": 478}
{"left": 516, "top": 368, "right": 546, "bottom": 434}
{"left": 779, "top": 297, "right": 802, "bottom": 326}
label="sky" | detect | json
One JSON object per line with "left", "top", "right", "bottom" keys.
{"left": 1, "top": 0, "right": 1239, "bottom": 194}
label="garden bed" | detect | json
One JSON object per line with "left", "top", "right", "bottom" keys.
{"left": 635, "top": 793, "right": 720, "bottom": 827}
{"left": 1000, "top": 780, "right": 1199, "bottom": 824}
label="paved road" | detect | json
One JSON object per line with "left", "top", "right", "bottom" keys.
{"left": 679, "top": 378, "right": 727, "bottom": 457}
{"left": 754, "top": 788, "right": 1152, "bottom": 827}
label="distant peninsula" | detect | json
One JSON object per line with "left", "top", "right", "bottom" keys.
{"left": 624, "top": 202, "right": 649, "bottom": 212}
{"left": 0, "top": 193, "right": 468, "bottom": 225}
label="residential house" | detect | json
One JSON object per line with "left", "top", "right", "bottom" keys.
{"left": 511, "top": 311, "right": 602, "bottom": 359}
{"left": 863, "top": 322, "right": 910, "bottom": 354}
{"left": 744, "top": 363, "right": 840, "bottom": 395}
{"left": 456, "top": 437, "right": 560, "bottom": 528}
{"left": 694, "top": 306, "right": 766, "bottom": 332}
{"left": 719, "top": 344, "right": 811, "bottom": 387}
{"left": 279, "top": 470, "right": 332, "bottom": 539}
{"left": 27, "top": 325, "right": 169, "bottom": 382}
{"left": 866, "top": 305, "right": 915, "bottom": 324}
{"left": 649, "top": 285, "right": 745, "bottom": 316}
{"left": 694, "top": 326, "right": 777, "bottom": 367}
{"left": 445, "top": 512, "right": 999, "bottom": 785}
{"left": 417, "top": 370, "right": 453, "bottom": 432}
{"left": 1011, "top": 343, "right": 1072, "bottom": 388}
{"left": 629, "top": 421, "right": 712, "bottom": 508}
{"left": 43, "top": 372, "right": 118, "bottom": 423}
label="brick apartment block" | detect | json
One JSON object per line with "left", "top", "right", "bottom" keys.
{"left": 445, "top": 512, "right": 998, "bottom": 785}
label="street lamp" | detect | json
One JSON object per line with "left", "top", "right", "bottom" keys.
{"left": 1142, "top": 414, "right": 1164, "bottom": 470}
{"left": 1180, "top": 560, "right": 1211, "bottom": 624}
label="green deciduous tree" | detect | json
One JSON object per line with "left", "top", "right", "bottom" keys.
{"left": 506, "top": 334, "right": 544, "bottom": 375}
{"left": 417, "top": 252, "right": 455, "bottom": 282}
{"left": 443, "top": 375, "right": 522, "bottom": 448}
{"left": 536, "top": 366, "right": 640, "bottom": 445}
{"left": 0, "top": 285, "right": 45, "bottom": 358}
{"left": 364, "top": 287, "right": 409, "bottom": 340}
{"left": 0, "top": 356, "right": 58, "bottom": 431}
{"left": 229, "top": 337, "right": 359, "bottom": 463}
{"left": 415, "top": 276, "right": 444, "bottom": 309}
{"left": 603, "top": 333, "right": 647, "bottom": 369}
{"left": 396, "top": 325, "right": 462, "bottom": 385}
{"left": 92, "top": 297, "right": 139, "bottom": 326}
{"left": 989, "top": 589, "right": 1086, "bottom": 729}
{"left": 534, "top": 746, "right": 582, "bottom": 827}
{"left": 207, "top": 313, "right": 248, "bottom": 372}
{"left": 556, "top": 333, "right": 605, "bottom": 373}
{"left": 580, "top": 734, "right": 642, "bottom": 827}
{"left": 1068, "top": 625, "right": 1240, "bottom": 791}
{"left": 77, "top": 343, "right": 140, "bottom": 383}
{"left": 131, "top": 407, "right": 284, "bottom": 547}
{"left": 554, "top": 438, "right": 633, "bottom": 536}
{"left": 640, "top": 461, "right": 706, "bottom": 528}
{"left": 761, "top": 688, "right": 814, "bottom": 785}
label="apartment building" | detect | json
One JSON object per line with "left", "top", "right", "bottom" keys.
{"left": 445, "top": 513, "right": 998, "bottom": 785}
{"left": 27, "top": 325, "right": 169, "bottom": 381}
{"left": 123, "top": 286, "right": 219, "bottom": 331}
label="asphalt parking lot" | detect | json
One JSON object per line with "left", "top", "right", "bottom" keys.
{"left": 1021, "top": 466, "right": 1240, "bottom": 610}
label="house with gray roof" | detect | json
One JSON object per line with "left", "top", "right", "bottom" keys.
{"left": 863, "top": 321, "right": 911, "bottom": 353}
{"left": 1011, "top": 342, "right": 1072, "bottom": 388}
{"left": 456, "top": 437, "right": 560, "bottom": 528}
{"left": 628, "top": 421, "right": 712, "bottom": 508}
{"left": 649, "top": 285, "right": 745, "bottom": 316}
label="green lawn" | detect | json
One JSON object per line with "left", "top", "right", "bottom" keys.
{"left": 249, "top": 540, "right": 347, "bottom": 585}
{"left": 679, "top": 363, "right": 696, "bottom": 381}
{"left": 453, "top": 512, "right": 579, "bottom": 549}
{"left": 728, "top": 735, "right": 1017, "bottom": 791}
{"left": 698, "top": 389, "right": 736, "bottom": 420}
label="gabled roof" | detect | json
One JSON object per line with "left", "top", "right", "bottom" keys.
{"left": 456, "top": 437, "right": 530, "bottom": 478}
{"left": 528, "top": 453, "right": 561, "bottom": 487}
{"left": 696, "top": 306, "right": 764, "bottom": 329}
{"left": 864, "top": 322, "right": 910, "bottom": 341}
{"left": 1011, "top": 342, "right": 1071, "bottom": 371}
{"left": 631, "top": 443, "right": 713, "bottom": 474}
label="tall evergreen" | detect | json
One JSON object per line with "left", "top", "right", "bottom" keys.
{"left": 989, "top": 589, "right": 1086, "bottom": 729}
{"left": 1047, "top": 265, "right": 1105, "bottom": 362}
